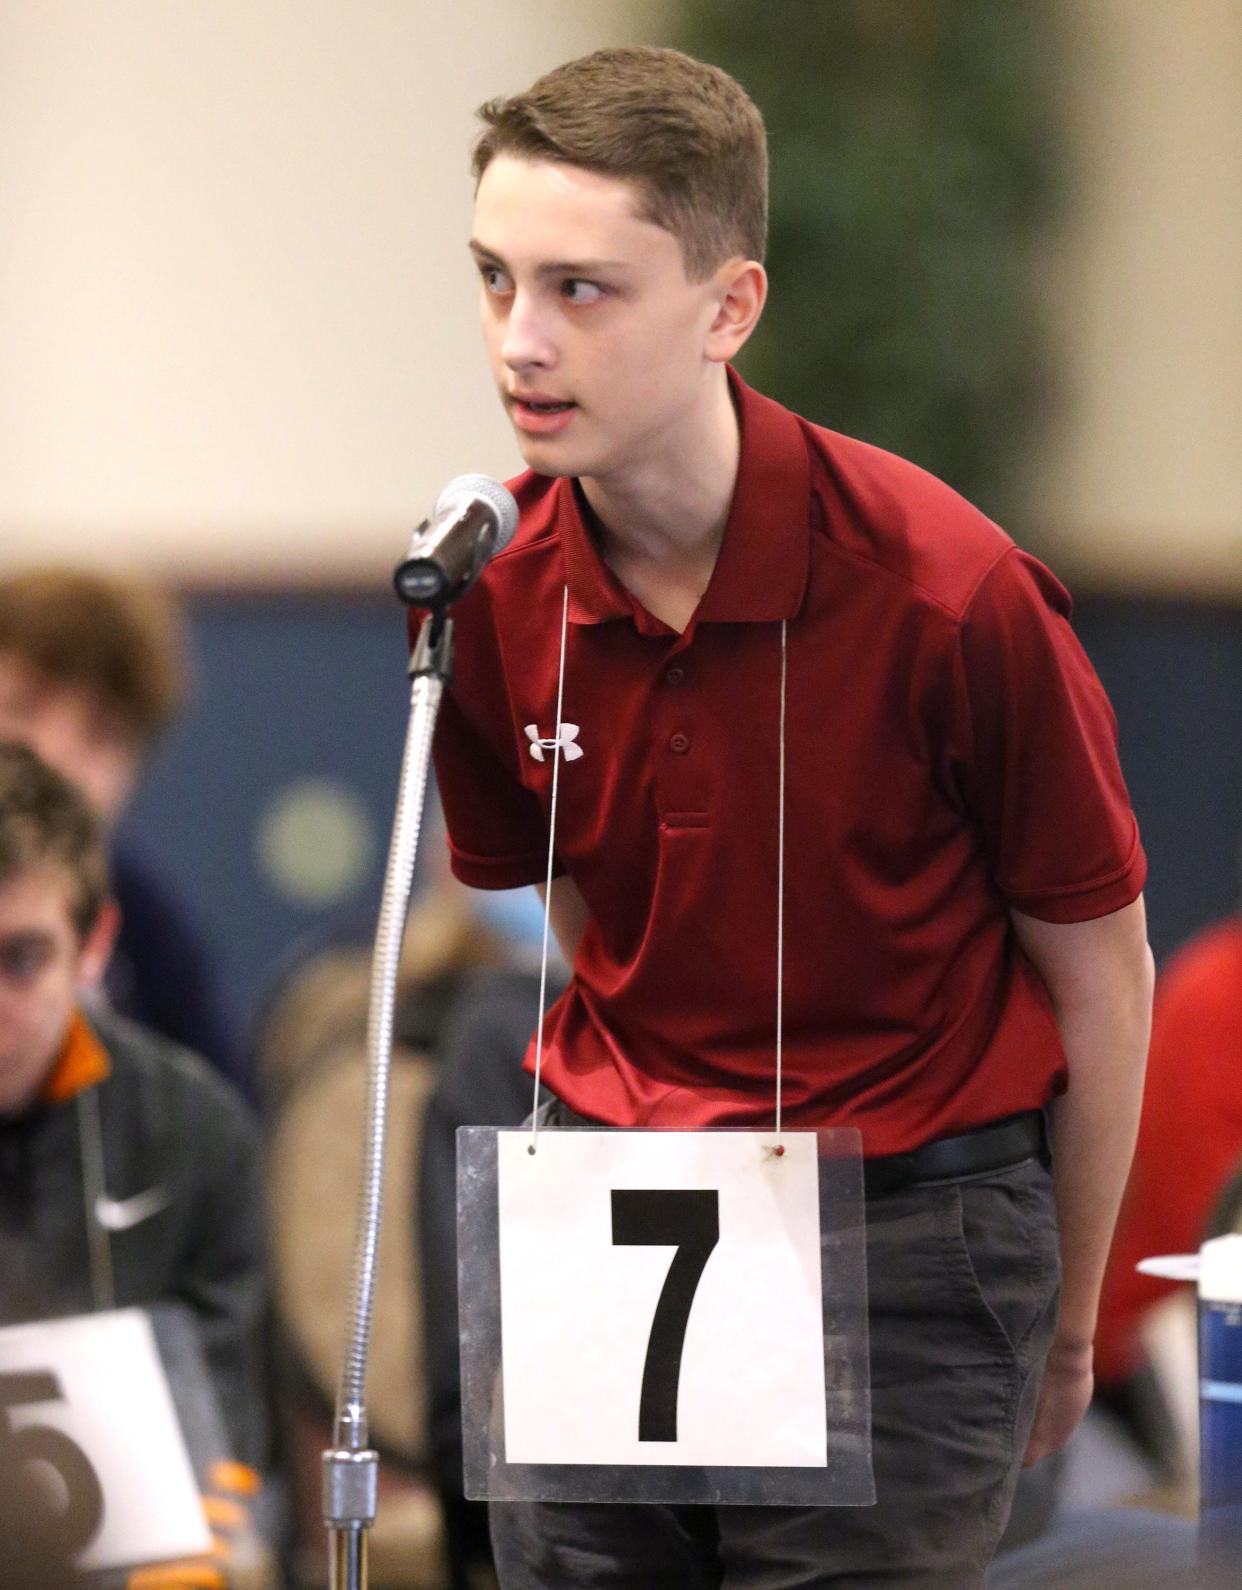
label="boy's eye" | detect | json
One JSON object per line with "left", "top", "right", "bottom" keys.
{"left": 562, "top": 279, "right": 605, "bottom": 305}
{"left": 0, "top": 682, "right": 42, "bottom": 720}
{"left": 0, "top": 938, "right": 53, "bottom": 983}
{"left": 480, "top": 266, "right": 514, "bottom": 295}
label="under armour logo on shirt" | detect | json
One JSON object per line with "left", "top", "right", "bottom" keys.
{"left": 525, "top": 723, "right": 584, "bottom": 762}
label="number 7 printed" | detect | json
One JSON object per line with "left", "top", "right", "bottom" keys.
{"left": 611, "top": 1189, "right": 720, "bottom": 1442}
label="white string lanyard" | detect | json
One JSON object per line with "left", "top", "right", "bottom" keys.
{"left": 528, "top": 591, "right": 789, "bottom": 1149}
{"left": 528, "top": 585, "right": 572, "bottom": 1153}
{"left": 775, "top": 615, "right": 788, "bottom": 1138}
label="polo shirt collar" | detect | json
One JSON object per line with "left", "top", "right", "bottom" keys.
{"left": 558, "top": 367, "right": 811, "bottom": 627}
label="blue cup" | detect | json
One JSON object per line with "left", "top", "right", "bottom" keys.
{"left": 1199, "top": 1235, "right": 1242, "bottom": 1565}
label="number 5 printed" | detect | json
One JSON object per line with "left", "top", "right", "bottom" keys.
{"left": 0, "top": 1370, "right": 105, "bottom": 1555}
{"left": 611, "top": 1189, "right": 720, "bottom": 1442}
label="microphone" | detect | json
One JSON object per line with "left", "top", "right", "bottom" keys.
{"left": 393, "top": 474, "right": 519, "bottom": 608}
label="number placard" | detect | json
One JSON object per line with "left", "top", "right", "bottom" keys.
{"left": 0, "top": 1310, "right": 211, "bottom": 1572}
{"left": 496, "top": 1130, "right": 828, "bottom": 1468}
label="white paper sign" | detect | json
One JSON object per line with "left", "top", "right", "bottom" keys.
{"left": 0, "top": 1309, "right": 212, "bottom": 1571}
{"left": 497, "top": 1130, "right": 827, "bottom": 1468}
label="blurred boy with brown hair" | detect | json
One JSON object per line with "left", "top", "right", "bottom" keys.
{"left": 0, "top": 738, "right": 267, "bottom": 1466}
{"left": 0, "top": 567, "right": 243, "bottom": 1088}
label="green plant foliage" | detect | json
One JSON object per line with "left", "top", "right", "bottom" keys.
{"left": 675, "top": 0, "right": 1061, "bottom": 521}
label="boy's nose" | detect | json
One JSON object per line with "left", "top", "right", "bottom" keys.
{"left": 500, "top": 292, "right": 557, "bottom": 371}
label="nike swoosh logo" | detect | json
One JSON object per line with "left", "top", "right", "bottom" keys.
{"left": 95, "top": 1187, "right": 170, "bottom": 1231}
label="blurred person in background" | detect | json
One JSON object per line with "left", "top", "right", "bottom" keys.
{"left": 416, "top": 886, "right": 567, "bottom": 1590}
{"left": 0, "top": 566, "right": 245, "bottom": 1093}
{"left": 0, "top": 742, "right": 270, "bottom": 1504}
{"left": 1096, "top": 890, "right": 1242, "bottom": 1470}
{"left": 256, "top": 851, "right": 518, "bottom": 1583}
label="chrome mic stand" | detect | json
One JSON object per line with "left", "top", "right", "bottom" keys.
{"left": 322, "top": 605, "right": 453, "bottom": 1590}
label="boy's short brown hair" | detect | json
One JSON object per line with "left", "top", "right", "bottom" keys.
{"left": 0, "top": 569, "right": 186, "bottom": 748}
{"left": 472, "top": 46, "right": 768, "bottom": 280}
{"left": 0, "top": 741, "right": 110, "bottom": 937}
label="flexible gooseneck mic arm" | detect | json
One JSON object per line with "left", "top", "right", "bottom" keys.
{"left": 323, "top": 476, "right": 515, "bottom": 1590}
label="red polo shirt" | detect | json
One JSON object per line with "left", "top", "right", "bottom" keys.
{"left": 431, "top": 372, "right": 1145, "bottom": 1153}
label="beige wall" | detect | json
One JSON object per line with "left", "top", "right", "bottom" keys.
{"left": 3, "top": 3, "right": 1240, "bottom": 592}
{"left": 0, "top": 0, "right": 665, "bottom": 583}
{"left": 1035, "top": 0, "right": 1242, "bottom": 592}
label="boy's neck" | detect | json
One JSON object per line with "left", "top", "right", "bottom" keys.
{"left": 577, "top": 370, "right": 740, "bottom": 576}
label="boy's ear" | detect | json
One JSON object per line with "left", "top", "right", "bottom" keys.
{"left": 77, "top": 900, "right": 121, "bottom": 989}
{"left": 704, "top": 258, "right": 768, "bottom": 364}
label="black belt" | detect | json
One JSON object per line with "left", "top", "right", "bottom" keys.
{"left": 862, "top": 1110, "right": 1046, "bottom": 1199}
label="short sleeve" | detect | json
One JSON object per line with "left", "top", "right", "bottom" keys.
{"left": 424, "top": 596, "right": 556, "bottom": 890}
{"left": 950, "top": 548, "right": 1146, "bottom": 922}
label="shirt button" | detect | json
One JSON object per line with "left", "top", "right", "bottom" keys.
{"left": 669, "top": 732, "right": 691, "bottom": 755}
{"left": 664, "top": 666, "right": 685, "bottom": 685}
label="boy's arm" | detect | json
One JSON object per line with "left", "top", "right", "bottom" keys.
{"left": 536, "top": 876, "right": 591, "bottom": 965}
{"left": 1009, "top": 893, "right": 1155, "bottom": 1464}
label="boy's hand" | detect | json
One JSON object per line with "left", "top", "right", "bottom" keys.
{"left": 1023, "top": 1336, "right": 1094, "bottom": 1466}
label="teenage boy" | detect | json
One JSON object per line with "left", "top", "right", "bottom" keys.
{"left": 0, "top": 740, "right": 267, "bottom": 1471}
{"left": 431, "top": 47, "right": 1154, "bottom": 1588}
{"left": 0, "top": 568, "right": 243, "bottom": 1090}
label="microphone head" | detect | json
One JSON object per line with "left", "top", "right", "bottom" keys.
{"left": 434, "top": 473, "right": 519, "bottom": 554}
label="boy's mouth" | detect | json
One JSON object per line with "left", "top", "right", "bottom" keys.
{"left": 511, "top": 394, "right": 578, "bottom": 434}
{"left": 513, "top": 394, "right": 575, "bottom": 413}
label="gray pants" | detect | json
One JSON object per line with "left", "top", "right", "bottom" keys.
{"left": 490, "top": 1153, "right": 1060, "bottom": 1589}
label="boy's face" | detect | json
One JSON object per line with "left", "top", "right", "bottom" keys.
{"left": 0, "top": 654, "right": 141, "bottom": 827}
{"left": 0, "top": 866, "right": 114, "bottom": 1117}
{"left": 470, "top": 156, "right": 748, "bottom": 482}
